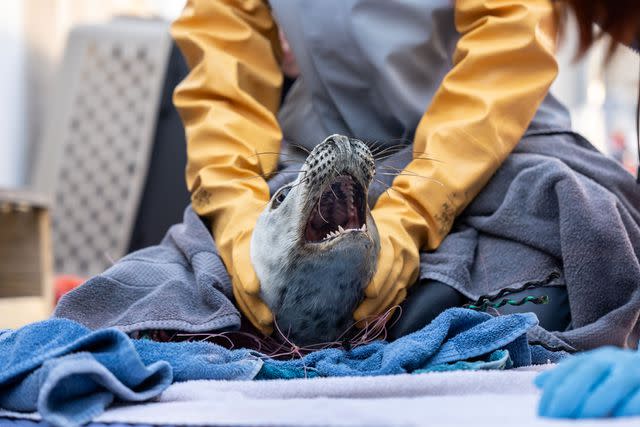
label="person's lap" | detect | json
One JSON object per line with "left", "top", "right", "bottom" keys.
{"left": 388, "top": 280, "right": 571, "bottom": 340}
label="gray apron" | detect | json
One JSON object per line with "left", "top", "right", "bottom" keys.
{"left": 269, "top": 0, "right": 571, "bottom": 155}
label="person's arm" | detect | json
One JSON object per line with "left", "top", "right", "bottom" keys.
{"left": 356, "top": 0, "right": 559, "bottom": 320}
{"left": 171, "top": 0, "right": 283, "bottom": 333}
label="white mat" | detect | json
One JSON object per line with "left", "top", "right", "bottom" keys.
{"left": 3, "top": 366, "right": 639, "bottom": 426}
{"left": 94, "top": 366, "right": 639, "bottom": 426}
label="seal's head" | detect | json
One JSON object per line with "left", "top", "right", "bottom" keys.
{"left": 251, "top": 134, "right": 380, "bottom": 345}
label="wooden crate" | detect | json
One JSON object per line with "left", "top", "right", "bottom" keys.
{"left": 0, "top": 188, "right": 53, "bottom": 328}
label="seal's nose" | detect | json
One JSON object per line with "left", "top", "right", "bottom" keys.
{"left": 314, "top": 134, "right": 374, "bottom": 182}
{"left": 322, "top": 134, "right": 350, "bottom": 155}
{"left": 320, "top": 134, "right": 354, "bottom": 162}
{"left": 324, "top": 134, "right": 349, "bottom": 145}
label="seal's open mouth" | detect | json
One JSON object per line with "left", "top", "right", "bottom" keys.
{"left": 304, "top": 175, "right": 367, "bottom": 243}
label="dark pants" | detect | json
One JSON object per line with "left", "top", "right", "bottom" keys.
{"left": 388, "top": 280, "right": 571, "bottom": 340}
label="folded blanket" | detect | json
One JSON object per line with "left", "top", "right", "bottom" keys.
{"left": 54, "top": 205, "right": 239, "bottom": 334}
{"left": 0, "top": 309, "right": 564, "bottom": 427}
{"left": 419, "top": 131, "right": 640, "bottom": 352}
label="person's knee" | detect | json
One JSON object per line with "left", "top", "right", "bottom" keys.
{"left": 388, "top": 280, "right": 466, "bottom": 340}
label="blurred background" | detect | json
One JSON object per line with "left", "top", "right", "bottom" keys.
{"left": 0, "top": 0, "right": 185, "bottom": 187}
{"left": 0, "top": 0, "right": 638, "bottom": 327}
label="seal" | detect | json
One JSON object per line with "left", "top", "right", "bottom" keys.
{"left": 251, "top": 134, "right": 380, "bottom": 345}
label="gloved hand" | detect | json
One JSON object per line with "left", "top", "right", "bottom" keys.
{"left": 171, "top": 0, "right": 283, "bottom": 334}
{"left": 535, "top": 346, "right": 640, "bottom": 418}
{"left": 353, "top": 189, "right": 426, "bottom": 322}
{"left": 187, "top": 169, "right": 277, "bottom": 336}
{"left": 226, "top": 200, "right": 275, "bottom": 334}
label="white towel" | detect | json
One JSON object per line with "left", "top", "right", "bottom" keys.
{"left": 4, "top": 367, "right": 638, "bottom": 426}
{"left": 94, "top": 367, "right": 638, "bottom": 426}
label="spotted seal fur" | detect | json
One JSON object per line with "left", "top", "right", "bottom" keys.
{"left": 251, "top": 134, "right": 380, "bottom": 345}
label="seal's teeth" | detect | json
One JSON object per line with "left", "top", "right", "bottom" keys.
{"left": 361, "top": 223, "right": 367, "bottom": 232}
{"left": 338, "top": 225, "right": 345, "bottom": 233}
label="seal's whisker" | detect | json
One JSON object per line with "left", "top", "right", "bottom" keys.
{"left": 250, "top": 151, "right": 298, "bottom": 160}
{"left": 273, "top": 317, "right": 300, "bottom": 350}
{"left": 347, "top": 305, "right": 401, "bottom": 347}
{"left": 231, "top": 170, "right": 306, "bottom": 183}
{"left": 379, "top": 165, "right": 439, "bottom": 181}
{"left": 284, "top": 140, "right": 312, "bottom": 155}
{"left": 362, "top": 139, "right": 386, "bottom": 156}
{"left": 372, "top": 145, "right": 407, "bottom": 161}
{"left": 379, "top": 172, "right": 445, "bottom": 187}
{"left": 378, "top": 153, "right": 445, "bottom": 164}
{"left": 212, "top": 307, "right": 406, "bottom": 360}
{"left": 271, "top": 325, "right": 309, "bottom": 374}
{"left": 374, "top": 147, "right": 446, "bottom": 163}
{"left": 328, "top": 165, "right": 343, "bottom": 200}
{"left": 262, "top": 335, "right": 289, "bottom": 357}
{"left": 372, "top": 144, "right": 404, "bottom": 155}
{"left": 329, "top": 183, "right": 340, "bottom": 200}
{"left": 285, "top": 177, "right": 310, "bottom": 191}
{"left": 278, "top": 160, "right": 306, "bottom": 165}
{"left": 317, "top": 202, "right": 330, "bottom": 224}
{"left": 230, "top": 175, "right": 268, "bottom": 182}
{"left": 366, "top": 139, "right": 381, "bottom": 152}
{"left": 411, "top": 156, "right": 445, "bottom": 164}
{"left": 385, "top": 305, "right": 403, "bottom": 330}
{"left": 373, "top": 178, "right": 394, "bottom": 200}
{"left": 373, "top": 178, "right": 414, "bottom": 202}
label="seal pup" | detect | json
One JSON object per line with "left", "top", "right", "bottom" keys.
{"left": 251, "top": 134, "right": 380, "bottom": 345}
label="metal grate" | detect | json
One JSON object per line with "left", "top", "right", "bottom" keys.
{"left": 35, "top": 19, "right": 172, "bottom": 277}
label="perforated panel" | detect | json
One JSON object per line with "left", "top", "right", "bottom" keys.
{"left": 38, "top": 20, "right": 172, "bottom": 277}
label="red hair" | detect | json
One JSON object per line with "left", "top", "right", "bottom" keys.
{"left": 560, "top": 0, "right": 640, "bottom": 58}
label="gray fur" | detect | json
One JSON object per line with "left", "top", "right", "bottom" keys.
{"left": 251, "top": 135, "right": 380, "bottom": 345}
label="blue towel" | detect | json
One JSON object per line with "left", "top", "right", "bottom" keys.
{"left": 0, "top": 309, "right": 566, "bottom": 426}
{"left": 1, "top": 308, "right": 565, "bottom": 426}
{"left": 418, "top": 349, "right": 512, "bottom": 373}
{"left": 0, "top": 319, "right": 262, "bottom": 427}
{"left": 258, "top": 308, "right": 567, "bottom": 379}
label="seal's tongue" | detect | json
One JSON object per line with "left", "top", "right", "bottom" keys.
{"left": 305, "top": 175, "right": 366, "bottom": 243}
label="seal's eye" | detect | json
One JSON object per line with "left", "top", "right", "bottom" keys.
{"left": 271, "top": 186, "right": 291, "bottom": 209}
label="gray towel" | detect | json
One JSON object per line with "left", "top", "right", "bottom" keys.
{"left": 419, "top": 131, "right": 640, "bottom": 352}
{"left": 55, "top": 206, "right": 240, "bottom": 334}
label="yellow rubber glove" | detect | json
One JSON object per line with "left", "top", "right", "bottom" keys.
{"left": 171, "top": 0, "right": 283, "bottom": 334}
{"left": 354, "top": 0, "right": 559, "bottom": 322}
